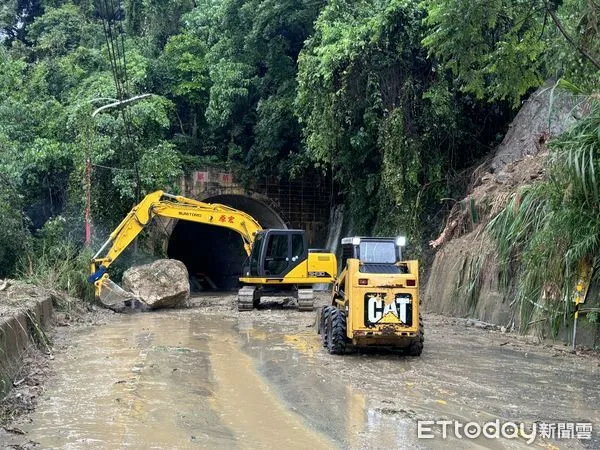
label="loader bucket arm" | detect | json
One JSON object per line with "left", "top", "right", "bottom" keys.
{"left": 89, "top": 190, "right": 263, "bottom": 285}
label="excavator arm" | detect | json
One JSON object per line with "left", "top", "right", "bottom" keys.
{"left": 89, "top": 190, "right": 263, "bottom": 283}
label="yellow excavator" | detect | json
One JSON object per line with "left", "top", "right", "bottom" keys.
{"left": 88, "top": 190, "right": 337, "bottom": 311}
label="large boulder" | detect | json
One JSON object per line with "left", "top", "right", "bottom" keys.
{"left": 122, "top": 259, "right": 190, "bottom": 309}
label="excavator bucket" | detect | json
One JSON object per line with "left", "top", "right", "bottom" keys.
{"left": 97, "top": 278, "right": 148, "bottom": 312}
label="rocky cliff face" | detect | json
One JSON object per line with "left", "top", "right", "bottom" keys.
{"left": 423, "top": 85, "right": 599, "bottom": 346}
{"left": 489, "top": 85, "right": 582, "bottom": 172}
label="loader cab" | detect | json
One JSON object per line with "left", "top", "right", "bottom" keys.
{"left": 341, "top": 236, "right": 407, "bottom": 273}
{"left": 246, "top": 229, "right": 308, "bottom": 278}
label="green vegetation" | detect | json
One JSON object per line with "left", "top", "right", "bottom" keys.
{"left": 488, "top": 92, "right": 600, "bottom": 333}
{"left": 423, "top": 0, "right": 600, "bottom": 106}
{"left": 296, "top": 0, "right": 508, "bottom": 240}
{"left": 0, "top": 0, "right": 598, "bottom": 327}
{"left": 17, "top": 217, "right": 94, "bottom": 300}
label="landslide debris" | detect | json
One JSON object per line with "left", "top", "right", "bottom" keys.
{"left": 430, "top": 85, "right": 585, "bottom": 248}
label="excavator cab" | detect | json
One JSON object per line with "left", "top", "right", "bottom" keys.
{"left": 238, "top": 229, "right": 336, "bottom": 311}
{"left": 245, "top": 230, "right": 308, "bottom": 278}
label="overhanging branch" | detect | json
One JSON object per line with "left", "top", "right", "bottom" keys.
{"left": 545, "top": 3, "right": 600, "bottom": 70}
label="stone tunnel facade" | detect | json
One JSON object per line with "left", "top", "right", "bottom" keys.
{"left": 151, "top": 168, "right": 332, "bottom": 290}
{"left": 179, "top": 168, "right": 332, "bottom": 245}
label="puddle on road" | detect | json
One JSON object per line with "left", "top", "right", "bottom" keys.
{"left": 23, "top": 311, "right": 334, "bottom": 449}
{"left": 207, "top": 335, "right": 332, "bottom": 449}
{"left": 237, "top": 319, "right": 595, "bottom": 450}
{"left": 236, "top": 323, "right": 440, "bottom": 449}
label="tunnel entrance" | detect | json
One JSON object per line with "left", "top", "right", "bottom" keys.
{"left": 167, "top": 195, "right": 287, "bottom": 291}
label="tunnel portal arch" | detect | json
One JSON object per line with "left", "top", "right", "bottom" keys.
{"left": 167, "top": 194, "right": 288, "bottom": 290}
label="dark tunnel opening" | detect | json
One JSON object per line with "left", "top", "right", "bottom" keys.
{"left": 167, "top": 195, "right": 287, "bottom": 291}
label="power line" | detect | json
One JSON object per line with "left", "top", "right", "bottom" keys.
{"left": 98, "top": 0, "right": 141, "bottom": 200}
{"left": 91, "top": 163, "right": 134, "bottom": 172}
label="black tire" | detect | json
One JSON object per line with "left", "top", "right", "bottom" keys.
{"left": 406, "top": 315, "right": 424, "bottom": 356}
{"left": 320, "top": 306, "right": 333, "bottom": 347}
{"left": 326, "top": 308, "right": 347, "bottom": 355}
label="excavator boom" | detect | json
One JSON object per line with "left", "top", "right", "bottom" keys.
{"left": 89, "top": 190, "right": 262, "bottom": 283}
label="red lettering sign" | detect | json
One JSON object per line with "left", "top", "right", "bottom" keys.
{"left": 219, "top": 173, "right": 233, "bottom": 185}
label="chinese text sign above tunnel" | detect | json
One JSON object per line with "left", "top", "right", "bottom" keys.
{"left": 194, "top": 171, "right": 234, "bottom": 187}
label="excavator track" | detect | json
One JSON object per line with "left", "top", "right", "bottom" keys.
{"left": 237, "top": 286, "right": 256, "bottom": 311}
{"left": 297, "top": 288, "right": 314, "bottom": 312}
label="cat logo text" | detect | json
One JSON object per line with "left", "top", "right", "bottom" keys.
{"left": 364, "top": 293, "right": 412, "bottom": 326}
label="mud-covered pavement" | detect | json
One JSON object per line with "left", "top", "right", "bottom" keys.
{"left": 2, "top": 293, "right": 599, "bottom": 449}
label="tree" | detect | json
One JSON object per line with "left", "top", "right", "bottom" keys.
{"left": 297, "top": 0, "right": 484, "bottom": 238}
{"left": 194, "top": 0, "right": 325, "bottom": 179}
{"left": 422, "top": 0, "right": 600, "bottom": 106}
{"left": 0, "top": 0, "right": 43, "bottom": 43}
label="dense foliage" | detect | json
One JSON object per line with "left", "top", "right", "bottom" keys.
{"left": 423, "top": 0, "right": 600, "bottom": 106}
{"left": 0, "top": 0, "right": 598, "bottom": 297}
{"left": 296, "top": 0, "right": 507, "bottom": 239}
{"left": 422, "top": 0, "right": 599, "bottom": 333}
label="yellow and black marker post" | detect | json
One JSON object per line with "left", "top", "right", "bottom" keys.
{"left": 572, "top": 259, "right": 593, "bottom": 350}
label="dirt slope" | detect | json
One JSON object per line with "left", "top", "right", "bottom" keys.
{"left": 423, "top": 85, "right": 599, "bottom": 345}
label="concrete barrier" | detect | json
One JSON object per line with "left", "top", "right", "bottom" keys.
{"left": 0, "top": 295, "right": 53, "bottom": 397}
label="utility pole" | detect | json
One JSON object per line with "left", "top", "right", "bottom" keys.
{"left": 84, "top": 151, "right": 92, "bottom": 246}
{"left": 84, "top": 111, "right": 94, "bottom": 248}
{"left": 87, "top": 94, "right": 154, "bottom": 247}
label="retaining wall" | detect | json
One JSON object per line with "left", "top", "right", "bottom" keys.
{"left": 0, "top": 294, "right": 53, "bottom": 396}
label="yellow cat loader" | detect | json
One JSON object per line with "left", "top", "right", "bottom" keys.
{"left": 317, "top": 237, "right": 423, "bottom": 355}
{"left": 88, "top": 191, "right": 337, "bottom": 311}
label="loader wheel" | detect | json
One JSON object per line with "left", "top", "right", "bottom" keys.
{"left": 319, "top": 306, "right": 333, "bottom": 347}
{"left": 326, "top": 308, "right": 347, "bottom": 355}
{"left": 406, "top": 315, "right": 424, "bottom": 356}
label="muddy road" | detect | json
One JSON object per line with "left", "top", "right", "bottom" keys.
{"left": 2, "top": 294, "right": 599, "bottom": 449}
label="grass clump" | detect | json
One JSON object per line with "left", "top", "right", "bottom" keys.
{"left": 17, "top": 217, "right": 94, "bottom": 304}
